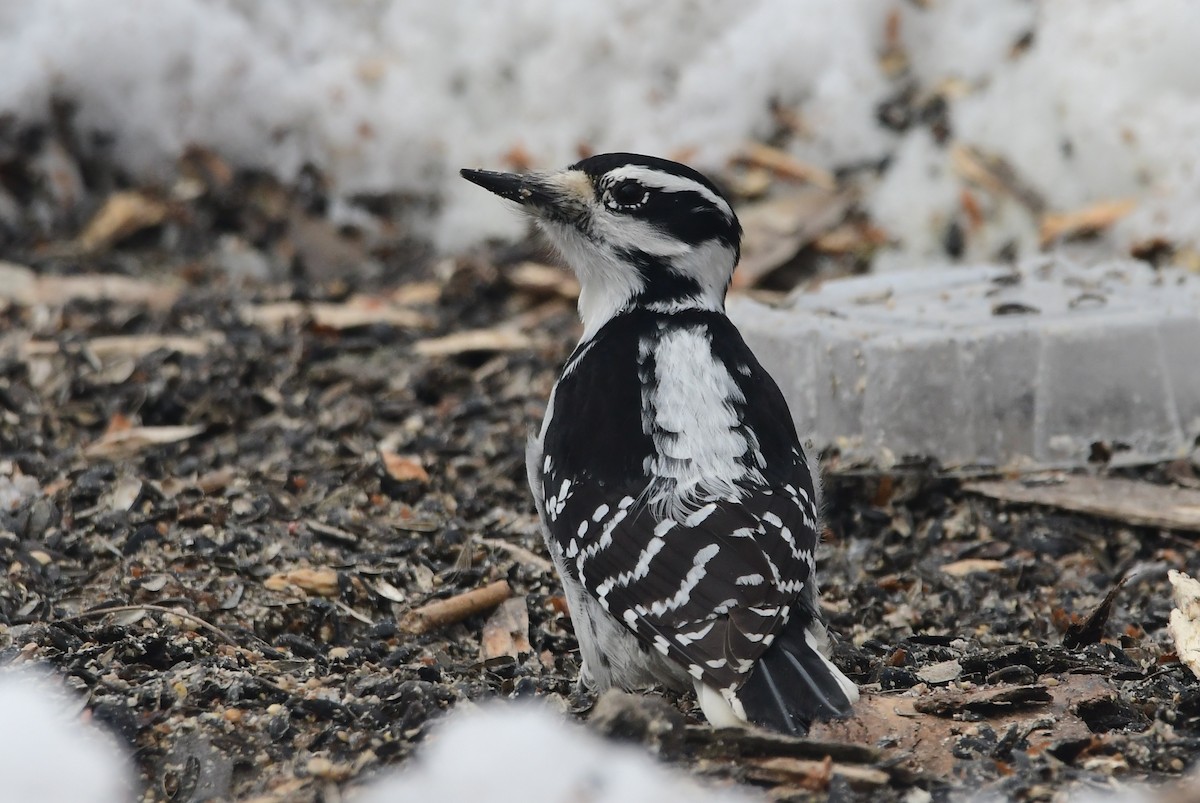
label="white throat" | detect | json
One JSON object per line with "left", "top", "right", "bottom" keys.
{"left": 538, "top": 221, "right": 737, "bottom": 342}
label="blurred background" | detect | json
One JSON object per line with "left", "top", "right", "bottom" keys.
{"left": 3, "top": 4, "right": 1200, "bottom": 802}
{"left": 2, "top": 0, "right": 1199, "bottom": 286}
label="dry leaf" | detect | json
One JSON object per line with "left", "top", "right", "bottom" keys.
{"left": 380, "top": 450, "right": 430, "bottom": 484}
{"left": 79, "top": 191, "right": 169, "bottom": 252}
{"left": 389, "top": 282, "right": 442, "bottom": 306}
{"left": 24, "top": 334, "right": 220, "bottom": 361}
{"left": 85, "top": 424, "right": 204, "bottom": 459}
{"left": 242, "top": 298, "right": 431, "bottom": 332}
{"left": 1040, "top": 199, "right": 1136, "bottom": 246}
{"left": 813, "top": 221, "right": 888, "bottom": 255}
{"left": 507, "top": 262, "right": 579, "bottom": 299}
{"left": 950, "top": 143, "right": 1046, "bottom": 213}
{"left": 735, "top": 143, "right": 836, "bottom": 190}
{"left": 264, "top": 567, "right": 340, "bottom": 597}
{"left": 104, "top": 413, "right": 135, "bottom": 435}
{"left": 812, "top": 675, "right": 1112, "bottom": 779}
{"left": 0, "top": 262, "right": 181, "bottom": 309}
{"left": 733, "top": 190, "right": 852, "bottom": 287}
{"left": 745, "top": 756, "right": 888, "bottom": 791}
{"left": 940, "top": 558, "right": 1005, "bottom": 577}
{"left": 480, "top": 596, "right": 531, "bottom": 662}
{"left": 413, "top": 328, "right": 532, "bottom": 357}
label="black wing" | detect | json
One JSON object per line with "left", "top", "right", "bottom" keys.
{"left": 539, "top": 309, "right": 820, "bottom": 694}
{"left": 543, "top": 471, "right": 819, "bottom": 693}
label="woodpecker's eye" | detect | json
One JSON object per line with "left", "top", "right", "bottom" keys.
{"left": 605, "top": 180, "right": 649, "bottom": 211}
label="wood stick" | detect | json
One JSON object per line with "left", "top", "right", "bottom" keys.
{"left": 735, "top": 143, "right": 836, "bottom": 190}
{"left": 478, "top": 537, "right": 555, "bottom": 573}
{"left": 62, "top": 604, "right": 239, "bottom": 646}
{"left": 399, "top": 580, "right": 512, "bottom": 635}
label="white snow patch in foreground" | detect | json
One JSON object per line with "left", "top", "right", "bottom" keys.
{"left": 0, "top": 669, "right": 133, "bottom": 803}
{"left": 1168, "top": 570, "right": 1200, "bottom": 681}
{"left": 354, "top": 703, "right": 756, "bottom": 803}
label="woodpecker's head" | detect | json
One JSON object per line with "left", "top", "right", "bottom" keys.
{"left": 462, "top": 153, "right": 741, "bottom": 336}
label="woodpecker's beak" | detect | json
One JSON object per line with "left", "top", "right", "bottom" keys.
{"left": 461, "top": 168, "right": 595, "bottom": 230}
{"left": 460, "top": 169, "right": 555, "bottom": 208}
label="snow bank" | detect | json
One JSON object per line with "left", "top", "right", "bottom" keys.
{"left": 0, "top": 669, "right": 132, "bottom": 803}
{"left": 874, "top": 0, "right": 1200, "bottom": 268}
{"left": 354, "top": 703, "right": 755, "bottom": 802}
{"left": 1, "top": 0, "right": 1198, "bottom": 261}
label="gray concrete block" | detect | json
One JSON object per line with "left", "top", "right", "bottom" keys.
{"left": 728, "top": 259, "right": 1200, "bottom": 470}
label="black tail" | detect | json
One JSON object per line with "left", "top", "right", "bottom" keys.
{"left": 733, "top": 609, "right": 858, "bottom": 735}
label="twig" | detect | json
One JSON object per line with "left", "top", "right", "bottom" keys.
{"left": 735, "top": 143, "right": 836, "bottom": 190}
{"left": 399, "top": 580, "right": 512, "bottom": 635}
{"left": 478, "top": 537, "right": 555, "bottom": 573}
{"left": 60, "top": 604, "right": 240, "bottom": 647}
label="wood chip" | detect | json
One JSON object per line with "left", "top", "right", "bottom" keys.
{"left": 23, "top": 334, "right": 221, "bottom": 361}
{"left": 304, "top": 519, "right": 360, "bottom": 545}
{"left": 733, "top": 190, "right": 852, "bottom": 287}
{"left": 379, "top": 450, "right": 430, "bottom": 484}
{"left": 264, "top": 567, "right": 340, "bottom": 597}
{"left": 1063, "top": 577, "right": 1127, "bottom": 649}
{"left": 478, "top": 537, "right": 555, "bottom": 573}
{"left": 399, "top": 580, "right": 512, "bottom": 635}
{"left": 963, "top": 475, "right": 1200, "bottom": 533}
{"left": 914, "top": 684, "right": 1053, "bottom": 717}
{"left": 84, "top": 424, "right": 205, "bottom": 459}
{"left": 734, "top": 143, "right": 836, "bottom": 190}
{"left": 916, "top": 658, "right": 963, "bottom": 685}
{"left": 813, "top": 221, "right": 888, "bottom": 255}
{"left": 507, "top": 261, "right": 579, "bottom": 299}
{"left": 1040, "top": 198, "right": 1137, "bottom": 246}
{"left": 687, "top": 724, "right": 881, "bottom": 765}
{"left": 940, "top": 558, "right": 1006, "bottom": 577}
{"left": 950, "top": 143, "right": 1046, "bottom": 214}
{"left": 480, "top": 596, "right": 531, "bottom": 662}
{"left": 241, "top": 298, "right": 432, "bottom": 332}
{"left": 1168, "top": 570, "right": 1200, "bottom": 681}
{"left": 813, "top": 676, "right": 1113, "bottom": 779}
{"left": 745, "top": 756, "right": 890, "bottom": 790}
{"left": 0, "top": 261, "right": 182, "bottom": 309}
{"left": 389, "top": 282, "right": 442, "bottom": 306}
{"left": 369, "top": 578, "right": 407, "bottom": 604}
{"left": 413, "top": 328, "right": 532, "bottom": 358}
{"left": 78, "top": 191, "right": 169, "bottom": 252}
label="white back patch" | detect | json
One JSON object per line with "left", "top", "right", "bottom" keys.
{"left": 644, "top": 325, "right": 762, "bottom": 518}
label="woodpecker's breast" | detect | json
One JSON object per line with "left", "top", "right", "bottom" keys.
{"left": 538, "top": 308, "right": 807, "bottom": 560}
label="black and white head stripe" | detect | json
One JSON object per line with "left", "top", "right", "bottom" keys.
{"left": 460, "top": 154, "right": 744, "bottom": 337}
{"left": 572, "top": 153, "right": 741, "bottom": 257}
{"left": 597, "top": 165, "right": 735, "bottom": 222}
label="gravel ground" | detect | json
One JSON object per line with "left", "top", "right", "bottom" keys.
{"left": 2, "top": 121, "right": 1200, "bottom": 803}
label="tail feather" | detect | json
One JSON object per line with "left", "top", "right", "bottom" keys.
{"left": 732, "top": 610, "right": 857, "bottom": 735}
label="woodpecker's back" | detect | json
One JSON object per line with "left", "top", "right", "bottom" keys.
{"left": 462, "top": 153, "right": 857, "bottom": 733}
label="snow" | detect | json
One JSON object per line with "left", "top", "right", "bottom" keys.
{"left": 0, "top": 669, "right": 132, "bottom": 803}
{"left": 1168, "top": 570, "right": 1200, "bottom": 681}
{"left": 0, "top": 468, "right": 39, "bottom": 512}
{"left": 1, "top": 0, "right": 1198, "bottom": 262}
{"left": 354, "top": 703, "right": 756, "bottom": 803}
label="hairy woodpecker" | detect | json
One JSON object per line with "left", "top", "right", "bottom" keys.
{"left": 461, "top": 153, "right": 857, "bottom": 733}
